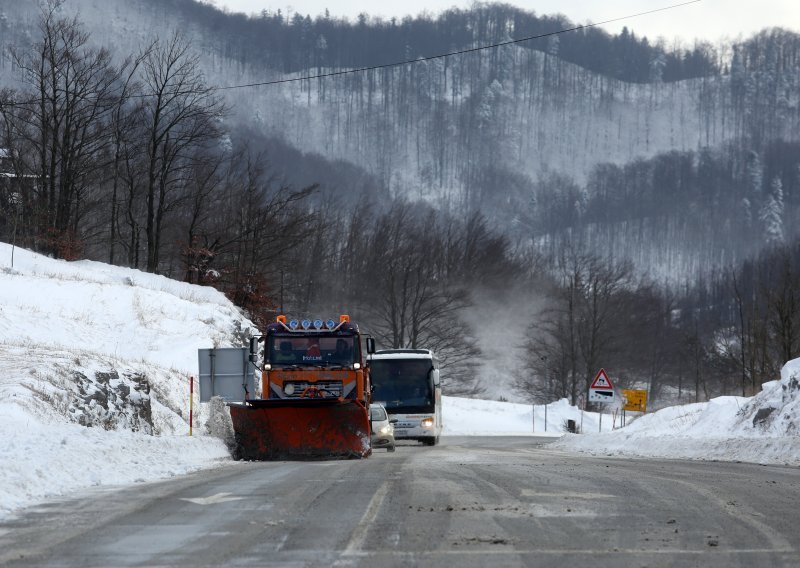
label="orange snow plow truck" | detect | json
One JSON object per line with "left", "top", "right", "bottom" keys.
{"left": 229, "top": 315, "right": 375, "bottom": 460}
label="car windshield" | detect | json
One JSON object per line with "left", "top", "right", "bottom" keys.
{"left": 268, "top": 334, "right": 357, "bottom": 366}
{"left": 370, "top": 359, "right": 433, "bottom": 411}
{"left": 369, "top": 406, "right": 387, "bottom": 421}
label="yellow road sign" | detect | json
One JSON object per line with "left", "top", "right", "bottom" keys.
{"left": 622, "top": 389, "right": 647, "bottom": 412}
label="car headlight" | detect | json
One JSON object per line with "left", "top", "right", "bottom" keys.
{"left": 379, "top": 425, "right": 392, "bottom": 435}
{"left": 421, "top": 418, "right": 434, "bottom": 428}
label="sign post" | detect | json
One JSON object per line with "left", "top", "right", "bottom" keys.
{"left": 588, "top": 368, "right": 616, "bottom": 403}
{"left": 544, "top": 403, "right": 548, "bottom": 432}
{"left": 189, "top": 375, "right": 194, "bottom": 436}
{"left": 589, "top": 369, "right": 615, "bottom": 433}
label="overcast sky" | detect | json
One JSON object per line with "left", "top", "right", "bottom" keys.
{"left": 210, "top": 0, "right": 797, "bottom": 45}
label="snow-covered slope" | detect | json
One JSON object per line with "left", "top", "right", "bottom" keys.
{"left": 0, "top": 242, "right": 255, "bottom": 431}
{"left": 0, "top": 243, "right": 254, "bottom": 518}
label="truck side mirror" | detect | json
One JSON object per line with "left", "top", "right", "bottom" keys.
{"left": 431, "top": 369, "right": 440, "bottom": 386}
{"left": 366, "top": 337, "right": 376, "bottom": 354}
{"left": 249, "top": 337, "right": 258, "bottom": 363}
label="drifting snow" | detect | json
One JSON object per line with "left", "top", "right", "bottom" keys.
{"left": 1, "top": 242, "right": 799, "bottom": 521}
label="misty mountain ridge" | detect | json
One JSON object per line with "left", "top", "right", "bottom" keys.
{"left": 0, "top": 0, "right": 798, "bottom": 283}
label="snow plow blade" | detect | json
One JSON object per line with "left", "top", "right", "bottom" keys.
{"left": 229, "top": 399, "right": 371, "bottom": 460}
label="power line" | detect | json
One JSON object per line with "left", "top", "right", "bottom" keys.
{"left": 215, "top": 0, "right": 702, "bottom": 92}
{"left": 0, "top": 0, "right": 702, "bottom": 107}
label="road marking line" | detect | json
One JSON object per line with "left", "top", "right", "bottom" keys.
{"left": 521, "top": 490, "right": 614, "bottom": 499}
{"left": 339, "top": 548, "right": 797, "bottom": 556}
{"left": 179, "top": 492, "right": 244, "bottom": 505}
{"left": 275, "top": 532, "right": 289, "bottom": 552}
{"left": 343, "top": 481, "right": 390, "bottom": 554}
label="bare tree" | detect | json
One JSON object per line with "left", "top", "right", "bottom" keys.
{"left": 107, "top": 43, "right": 154, "bottom": 265}
{"left": 138, "top": 31, "right": 225, "bottom": 273}
{"left": 169, "top": 145, "right": 318, "bottom": 326}
{"left": 365, "top": 203, "right": 469, "bottom": 348}
{"left": 765, "top": 249, "right": 800, "bottom": 365}
{"left": 353, "top": 203, "right": 490, "bottom": 395}
{"left": 1, "top": 0, "right": 123, "bottom": 257}
{"left": 516, "top": 247, "right": 634, "bottom": 405}
{"left": 576, "top": 256, "right": 634, "bottom": 394}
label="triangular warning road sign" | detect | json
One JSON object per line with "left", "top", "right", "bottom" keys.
{"left": 590, "top": 368, "right": 614, "bottom": 390}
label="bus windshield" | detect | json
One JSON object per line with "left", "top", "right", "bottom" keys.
{"left": 268, "top": 334, "right": 357, "bottom": 367}
{"left": 370, "top": 359, "right": 434, "bottom": 412}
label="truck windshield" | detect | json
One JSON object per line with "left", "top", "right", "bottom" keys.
{"left": 370, "top": 359, "right": 433, "bottom": 411}
{"left": 268, "top": 335, "right": 357, "bottom": 366}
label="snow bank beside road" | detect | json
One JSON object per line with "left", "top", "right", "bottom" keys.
{"left": 0, "top": 409, "right": 231, "bottom": 519}
{"left": 555, "top": 360, "right": 800, "bottom": 466}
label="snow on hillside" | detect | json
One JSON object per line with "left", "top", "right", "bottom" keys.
{"left": 0, "top": 243, "right": 253, "bottom": 519}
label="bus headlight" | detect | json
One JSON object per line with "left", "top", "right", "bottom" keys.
{"left": 284, "top": 383, "right": 296, "bottom": 395}
{"left": 421, "top": 418, "right": 434, "bottom": 428}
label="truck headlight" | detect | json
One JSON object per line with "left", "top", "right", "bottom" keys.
{"left": 379, "top": 425, "right": 392, "bottom": 435}
{"left": 284, "top": 383, "right": 296, "bottom": 395}
{"left": 421, "top": 418, "right": 434, "bottom": 428}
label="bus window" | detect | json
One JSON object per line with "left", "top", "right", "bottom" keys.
{"left": 370, "top": 359, "right": 434, "bottom": 411}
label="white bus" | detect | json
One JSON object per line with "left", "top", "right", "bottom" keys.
{"left": 368, "top": 349, "right": 442, "bottom": 446}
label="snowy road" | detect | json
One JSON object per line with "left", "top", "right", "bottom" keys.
{"left": 2, "top": 436, "right": 799, "bottom": 567}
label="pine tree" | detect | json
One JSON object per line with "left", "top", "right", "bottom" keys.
{"left": 760, "top": 177, "right": 784, "bottom": 245}
{"left": 740, "top": 197, "right": 752, "bottom": 230}
{"left": 746, "top": 151, "right": 763, "bottom": 198}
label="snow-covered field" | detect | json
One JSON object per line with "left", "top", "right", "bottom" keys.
{"left": 1, "top": 242, "right": 798, "bottom": 521}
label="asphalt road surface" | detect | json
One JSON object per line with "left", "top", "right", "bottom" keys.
{"left": 2, "top": 436, "right": 800, "bottom": 567}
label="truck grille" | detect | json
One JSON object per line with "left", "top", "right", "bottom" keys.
{"left": 283, "top": 381, "right": 343, "bottom": 398}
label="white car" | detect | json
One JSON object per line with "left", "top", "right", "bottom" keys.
{"left": 369, "top": 404, "right": 397, "bottom": 452}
